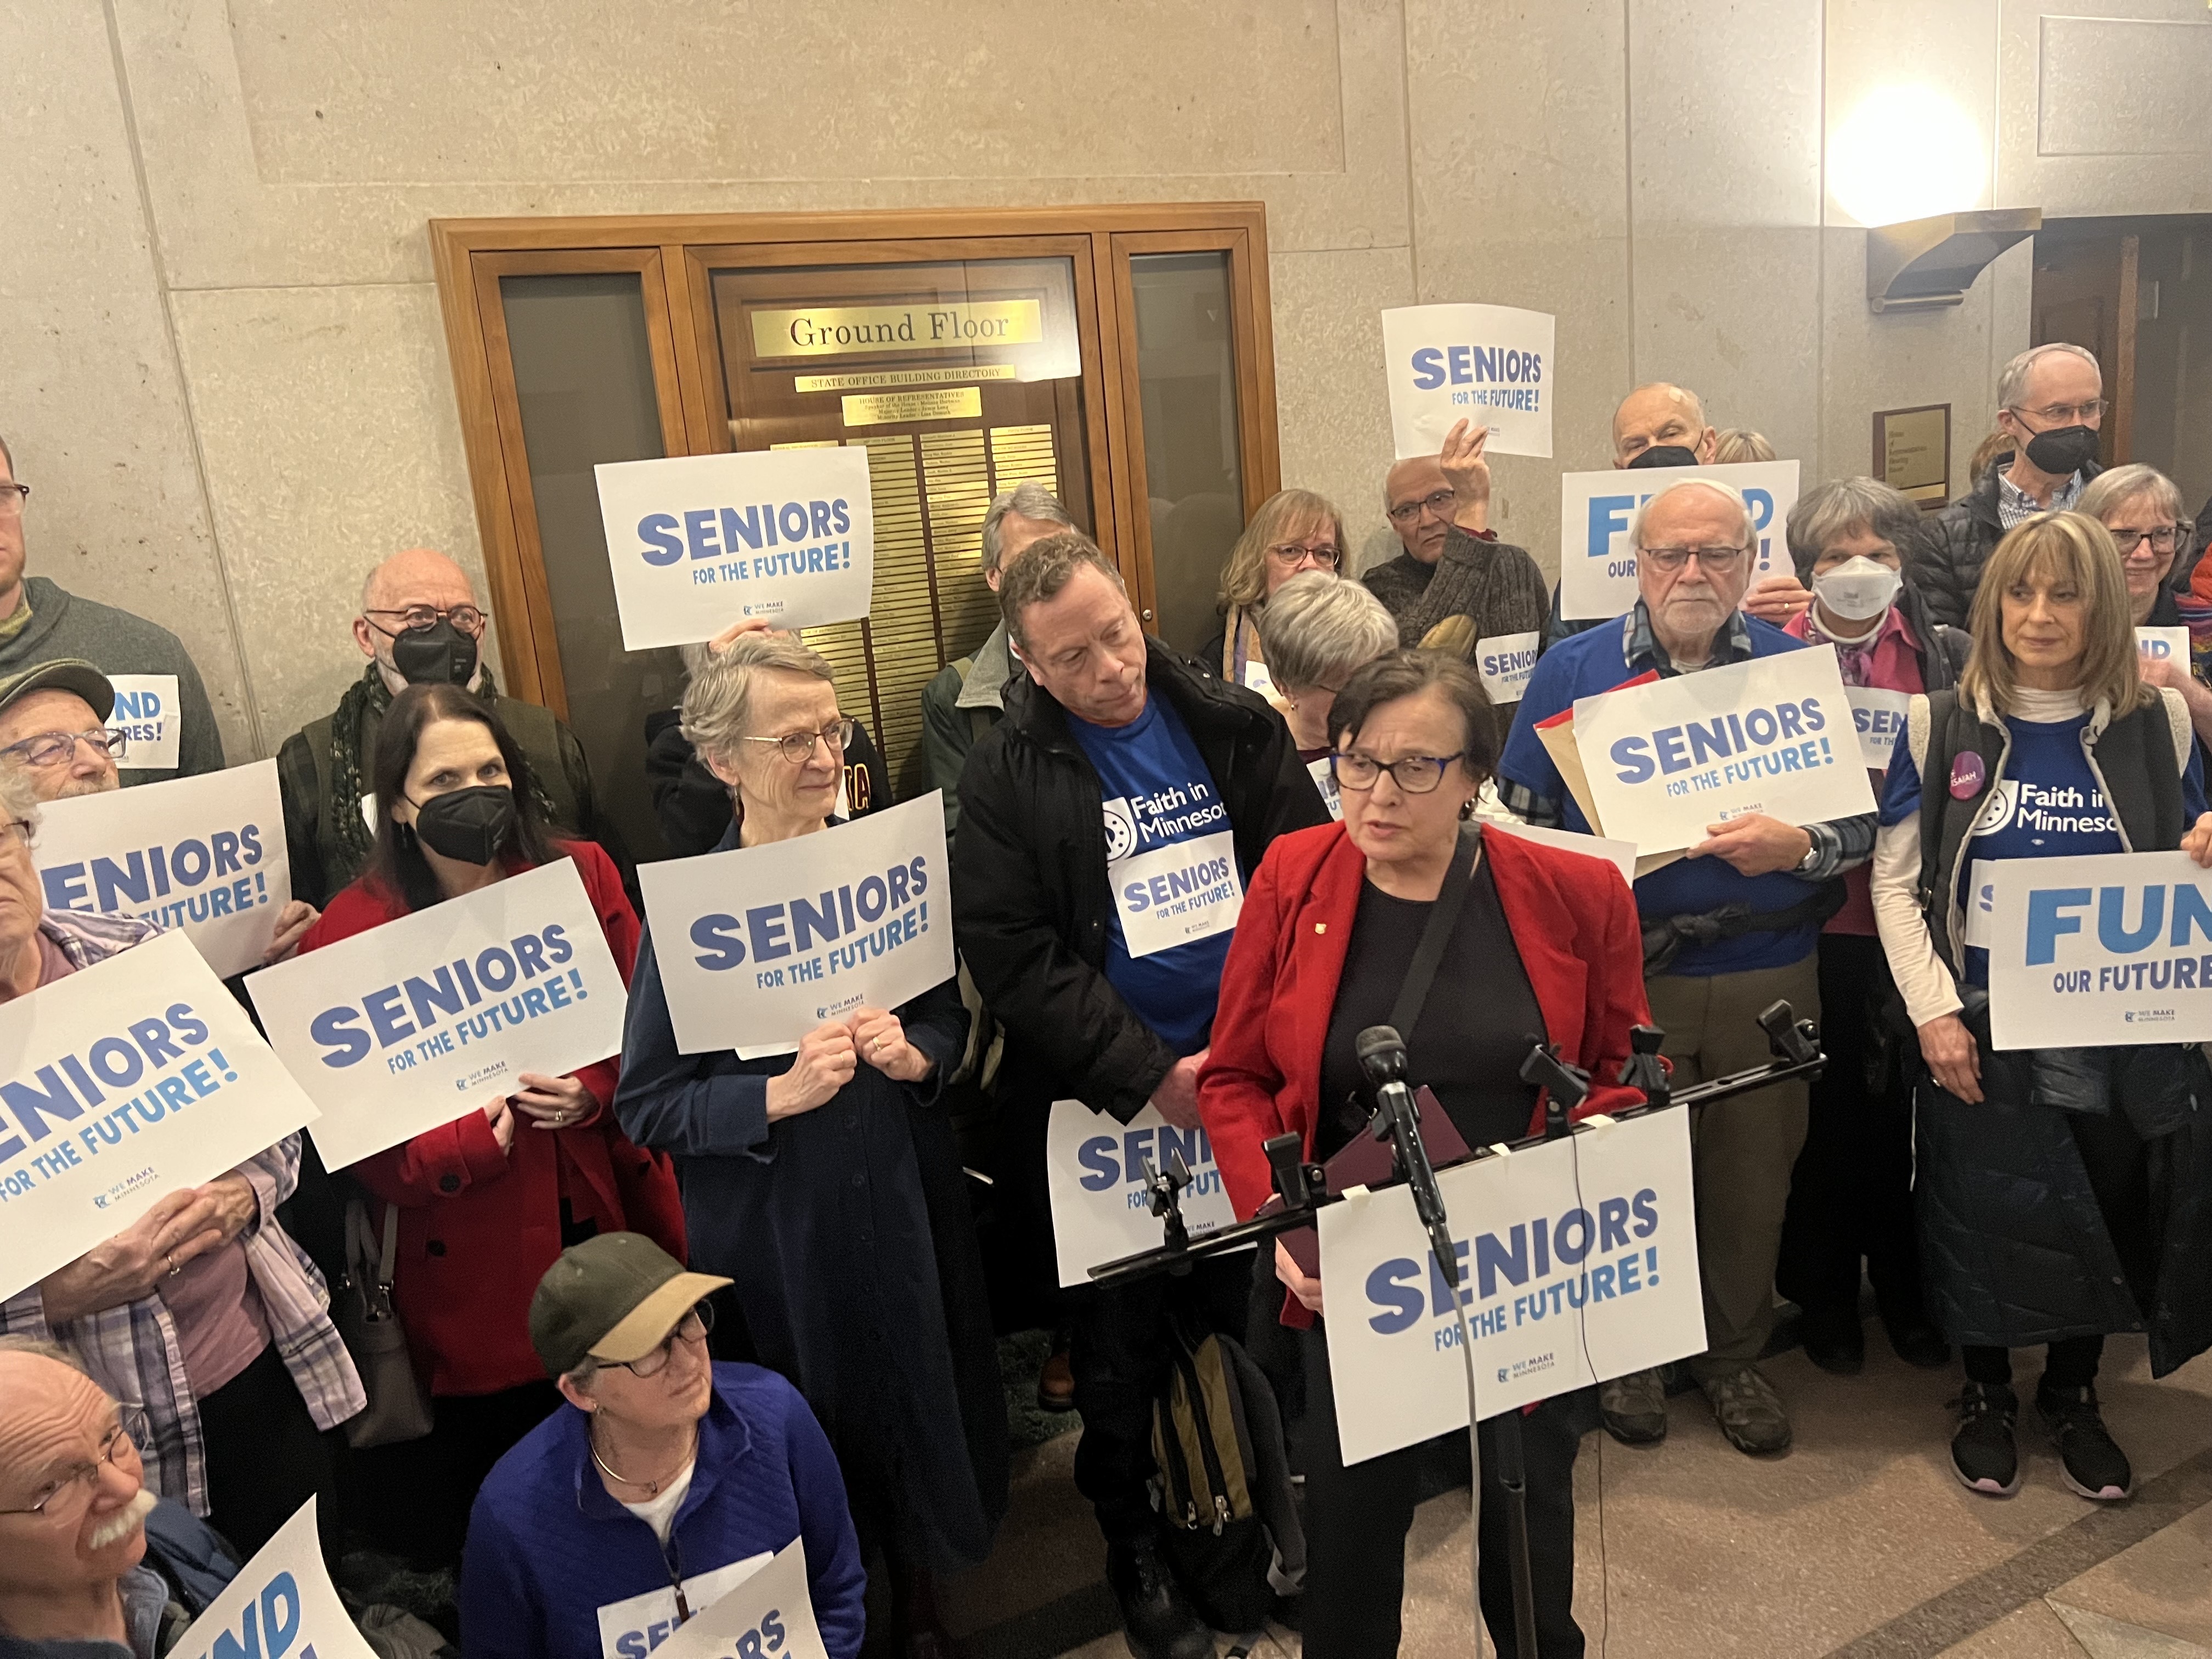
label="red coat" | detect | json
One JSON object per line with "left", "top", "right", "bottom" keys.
{"left": 1200, "top": 823, "right": 1653, "bottom": 1327}
{"left": 299, "top": 841, "right": 686, "bottom": 1395}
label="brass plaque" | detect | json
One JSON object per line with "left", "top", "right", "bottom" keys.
{"left": 794, "top": 365, "right": 1019, "bottom": 393}
{"left": 1874, "top": 403, "right": 1951, "bottom": 507}
{"left": 752, "top": 299, "right": 1045, "bottom": 360}
{"left": 841, "top": 387, "right": 984, "bottom": 427}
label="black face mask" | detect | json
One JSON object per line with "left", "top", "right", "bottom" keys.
{"left": 2022, "top": 423, "right": 2100, "bottom": 478}
{"left": 391, "top": 620, "right": 479, "bottom": 687}
{"left": 1627, "top": 444, "right": 1701, "bottom": 471}
{"left": 409, "top": 786, "right": 515, "bottom": 866}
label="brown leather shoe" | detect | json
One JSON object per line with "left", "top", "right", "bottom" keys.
{"left": 1037, "top": 1336, "right": 1076, "bottom": 1413}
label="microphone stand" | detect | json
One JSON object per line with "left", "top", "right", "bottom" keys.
{"left": 1087, "top": 1000, "right": 1826, "bottom": 1658}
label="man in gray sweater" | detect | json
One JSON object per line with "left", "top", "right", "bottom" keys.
{"left": 0, "top": 439, "right": 224, "bottom": 782}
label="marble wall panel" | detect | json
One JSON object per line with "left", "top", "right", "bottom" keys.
{"left": 167, "top": 284, "right": 490, "bottom": 750}
{"left": 0, "top": 0, "right": 255, "bottom": 761}
{"left": 1821, "top": 0, "right": 2000, "bottom": 227}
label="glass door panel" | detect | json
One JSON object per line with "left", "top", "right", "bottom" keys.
{"left": 696, "top": 250, "right": 1097, "bottom": 800}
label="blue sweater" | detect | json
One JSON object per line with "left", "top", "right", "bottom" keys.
{"left": 459, "top": 1363, "right": 866, "bottom": 1659}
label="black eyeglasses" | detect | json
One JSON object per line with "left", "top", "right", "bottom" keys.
{"left": 1386, "top": 488, "right": 1457, "bottom": 526}
{"left": 0, "top": 483, "right": 29, "bottom": 519}
{"left": 1266, "top": 541, "right": 1342, "bottom": 570}
{"left": 1640, "top": 545, "right": 1749, "bottom": 574}
{"left": 0, "top": 1406, "right": 149, "bottom": 1519}
{"left": 2109, "top": 525, "right": 2185, "bottom": 556}
{"left": 740, "top": 719, "right": 855, "bottom": 765}
{"left": 612, "top": 1302, "right": 715, "bottom": 1378}
{"left": 0, "top": 727, "right": 127, "bottom": 769}
{"left": 365, "top": 604, "right": 487, "bottom": 638}
{"left": 1330, "top": 752, "right": 1468, "bottom": 794}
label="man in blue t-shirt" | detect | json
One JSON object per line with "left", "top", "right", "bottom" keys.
{"left": 1498, "top": 477, "right": 1878, "bottom": 1460}
{"left": 953, "top": 534, "right": 1325, "bottom": 1659}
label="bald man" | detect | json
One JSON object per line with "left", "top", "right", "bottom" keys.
{"left": 275, "top": 548, "right": 622, "bottom": 907}
{"left": 0, "top": 1341, "right": 243, "bottom": 1659}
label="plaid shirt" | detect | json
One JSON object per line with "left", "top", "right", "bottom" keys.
{"left": 0, "top": 911, "right": 363, "bottom": 1516}
{"left": 1997, "top": 466, "right": 2083, "bottom": 529}
{"left": 1498, "top": 600, "right": 1874, "bottom": 879}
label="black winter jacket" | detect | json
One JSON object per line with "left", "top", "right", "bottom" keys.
{"left": 952, "top": 642, "right": 1330, "bottom": 1123}
{"left": 1922, "top": 453, "right": 2104, "bottom": 630}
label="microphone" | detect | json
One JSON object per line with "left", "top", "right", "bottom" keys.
{"left": 1356, "top": 1025, "right": 1459, "bottom": 1284}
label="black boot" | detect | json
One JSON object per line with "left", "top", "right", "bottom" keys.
{"left": 1105, "top": 1536, "right": 1214, "bottom": 1659}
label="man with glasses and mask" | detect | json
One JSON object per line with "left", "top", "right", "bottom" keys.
{"left": 1363, "top": 420, "right": 1549, "bottom": 691}
{"left": 1498, "top": 478, "right": 1877, "bottom": 1459}
{"left": 1925, "top": 343, "right": 2108, "bottom": 628}
{"left": 0, "top": 437, "right": 224, "bottom": 784}
{"left": 461, "top": 1233, "right": 866, "bottom": 1659}
{"left": 0, "top": 1339, "right": 254, "bottom": 1659}
{"left": 276, "top": 546, "right": 624, "bottom": 908}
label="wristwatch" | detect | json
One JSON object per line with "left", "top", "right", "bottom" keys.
{"left": 1793, "top": 837, "right": 1821, "bottom": 874}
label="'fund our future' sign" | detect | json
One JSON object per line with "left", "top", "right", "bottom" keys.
{"left": 595, "top": 447, "right": 875, "bottom": 651}
{"left": 1571, "top": 646, "right": 1875, "bottom": 856}
{"left": 1558, "top": 458, "right": 1800, "bottom": 621}
{"left": 1987, "top": 849, "right": 2212, "bottom": 1050}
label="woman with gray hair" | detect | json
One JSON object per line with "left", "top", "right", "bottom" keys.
{"left": 2078, "top": 465, "right": 2212, "bottom": 748}
{"left": 1774, "top": 477, "right": 1962, "bottom": 1376}
{"left": 615, "top": 634, "right": 1006, "bottom": 1653}
{"left": 1255, "top": 571, "right": 1401, "bottom": 817}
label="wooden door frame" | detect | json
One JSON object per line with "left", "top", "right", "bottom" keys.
{"left": 430, "top": 202, "right": 1278, "bottom": 699}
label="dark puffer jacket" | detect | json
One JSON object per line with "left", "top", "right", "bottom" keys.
{"left": 1906, "top": 689, "right": 2212, "bottom": 1374}
{"left": 952, "top": 640, "right": 1329, "bottom": 1122}
{"left": 1921, "top": 453, "right": 2104, "bottom": 630}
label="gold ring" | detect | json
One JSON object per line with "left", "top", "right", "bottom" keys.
{"left": 165, "top": 1253, "right": 179, "bottom": 1277}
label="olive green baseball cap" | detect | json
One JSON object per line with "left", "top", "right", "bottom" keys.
{"left": 528, "top": 1232, "right": 730, "bottom": 1378}
{"left": 0, "top": 659, "right": 113, "bottom": 723}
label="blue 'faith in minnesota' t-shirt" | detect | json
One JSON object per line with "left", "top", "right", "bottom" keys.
{"left": 1878, "top": 708, "right": 2208, "bottom": 988}
{"left": 1069, "top": 694, "right": 1243, "bottom": 1054}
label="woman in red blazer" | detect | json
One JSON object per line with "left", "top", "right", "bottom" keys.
{"left": 298, "top": 682, "right": 684, "bottom": 1569}
{"left": 1200, "top": 651, "right": 1651, "bottom": 1659}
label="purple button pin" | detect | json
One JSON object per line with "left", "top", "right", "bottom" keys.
{"left": 1949, "top": 752, "right": 1985, "bottom": 800}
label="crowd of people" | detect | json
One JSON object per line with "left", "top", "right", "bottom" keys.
{"left": 2, "top": 337, "right": 2210, "bottom": 1659}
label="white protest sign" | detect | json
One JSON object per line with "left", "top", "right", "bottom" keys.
{"left": 1847, "top": 686, "right": 1914, "bottom": 772}
{"left": 1572, "top": 645, "right": 1874, "bottom": 855}
{"left": 170, "top": 1501, "right": 377, "bottom": 1659}
{"left": 1239, "top": 659, "right": 1279, "bottom": 701}
{"left": 0, "top": 929, "right": 317, "bottom": 1300}
{"left": 1987, "top": 850, "right": 2212, "bottom": 1050}
{"left": 636, "top": 793, "right": 951, "bottom": 1059}
{"left": 36, "top": 760, "right": 290, "bottom": 979}
{"left": 245, "top": 861, "right": 625, "bottom": 1170}
{"left": 595, "top": 447, "right": 874, "bottom": 650}
{"left": 1475, "top": 631, "right": 1542, "bottom": 706}
{"left": 1381, "top": 304, "right": 1554, "bottom": 459}
{"left": 1045, "top": 1100, "right": 1242, "bottom": 1288}
{"left": 1306, "top": 756, "right": 1342, "bottom": 822}
{"left": 2137, "top": 627, "right": 2189, "bottom": 667}
{"left": 108, "top": 675, "right": 180, "bottom": 770}
{"left": 595, "top": 1556, "right": 770, "bottom": 1659}
{"left": 651, "top": 1538, "right": 828, "bottom": 1659}
{"left": 1483, "top": 820, "right": 1639, "bottom": 888}
{"left": 1558, "top": 459, "right": 1800, "bottom": 621}
{"left": 1319, "top": 1109, "right": 1703, "bottom": 1464}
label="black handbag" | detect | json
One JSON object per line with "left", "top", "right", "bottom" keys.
{"left": 334, "top": 1199, "right": 435, "bottom": 1448}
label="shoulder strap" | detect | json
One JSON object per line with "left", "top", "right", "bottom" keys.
{"left": 378, "top": 1203, "right": 403, "bottom": 1287}
{"left": 2158, "top": 686, "right": 2194, "bottom": 776}
{"left": 1387, "top": 824, "right": 1480, "bottom": 1040}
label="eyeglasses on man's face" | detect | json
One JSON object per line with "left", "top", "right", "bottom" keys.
{"left": 1386, "top": 488, "right": 1457, "bottom": 526}
{"left": 1330, "top": 751, "right": 1467, "bottom": 794}
{"left": 613, "top": 1302, "right": 716, "bottom": 1378}
{"left": 0, "top": 727, "right": 127, "bottom": 770}
{"left": 1640, "top": 544, "right": 1749, "bottom": 574}
{"left": 0, "top": 1405, "right": 148, "bottom": 1520}
{"left": 2108, "top": 524, "right": 2185, "bottom": 556}
{"left": 365, "top": 603, "right": 488, "bottom": 638}
{"left": 0, "top": 820, "right": 35, "bottom": 861}
{"left": 0, "top": 483, "right": 30, "bottom": 520}
{"left": 1266, "top": 541, "right": 1341, "bottom": 571}
{"left": 2010, "top": 399, "right": 2108, "bottom": 427}
{"left": 741, "top": 719, "right": 855, "bottom": 766}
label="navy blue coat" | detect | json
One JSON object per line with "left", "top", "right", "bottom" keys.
{"left": 614, "top": 823, "right": 1006, "bottom": 1573}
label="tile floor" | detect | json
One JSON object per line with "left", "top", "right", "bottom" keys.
{"left": 940, "top": 1333, "right": 2212, "bottom": 1658}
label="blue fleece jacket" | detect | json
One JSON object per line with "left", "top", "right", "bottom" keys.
{"left": 459, "top": 1362, "right": 866, "bottom": 1659}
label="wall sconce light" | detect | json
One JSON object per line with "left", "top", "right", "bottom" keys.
{"left": 1866, "top": 208, "right": 2042, "bottom": 312}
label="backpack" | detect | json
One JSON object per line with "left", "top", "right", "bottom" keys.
{"left": 1149, "top": 1326, "right": 1305, "bottom": 1632}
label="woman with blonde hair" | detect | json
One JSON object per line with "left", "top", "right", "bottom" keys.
{"left": 1201, "top": 488, "right": 1348, "bottom": 692}
{"left": 1871, "top": 510, "right": 2212, "bottom": 1504}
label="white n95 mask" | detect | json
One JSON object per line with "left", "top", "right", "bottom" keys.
{"left": 1813, "top": 557, "right": 1902, "bottom": 622}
